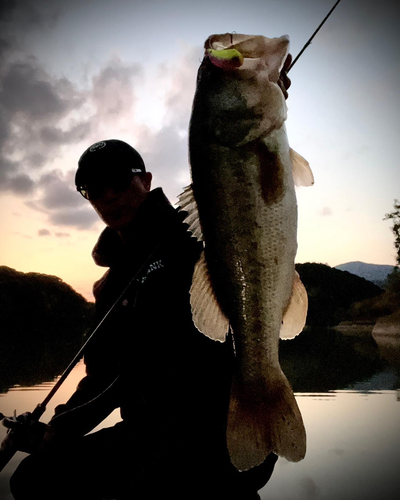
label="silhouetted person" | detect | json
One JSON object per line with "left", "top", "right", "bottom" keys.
{"left": 9, "top": 56, "right": 292, "bottom": 500}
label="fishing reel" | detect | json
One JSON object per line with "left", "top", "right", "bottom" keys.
{"left": 1, "top": 411, "right": 17, "bottom": 431}
{"left": 0, "top": 409, "right": 47, "bottom": 454}
{"left": 1, "top": 411, "right": 35, "bottom": 432}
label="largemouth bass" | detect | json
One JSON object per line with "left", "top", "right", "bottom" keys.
{"left": 179, "top": 33, "right": 313, "bottom": 471}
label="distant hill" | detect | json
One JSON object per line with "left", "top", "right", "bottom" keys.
{"left": 0, "top": 266, "right": 94, "bottom": 391}
{"left": 335, "top": 261, "right": 395, "bottom": 287}
{"left": 296, "top": 263, "right": 383, "bottom": 327}
{"left": 0, "top": 266, "right": 94, "bottom": 337}
{"left": 0, "top": 263, "right": 387, "bottom": 391}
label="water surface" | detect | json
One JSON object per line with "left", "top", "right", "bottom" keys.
{"left": 261, "top": 390, "right": 400, "bottom": 500}
{"left": 1, "top": 327, "right": 399, "bottom": 499}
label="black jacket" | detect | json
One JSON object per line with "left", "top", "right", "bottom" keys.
{"left": 50, "top": 188, "right": 275, "bottom": 496}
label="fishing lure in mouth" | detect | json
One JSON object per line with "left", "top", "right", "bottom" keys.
{"left": 207, "top": 48, "right": 244, "bottom": 70}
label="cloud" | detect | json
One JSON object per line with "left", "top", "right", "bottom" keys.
{"left": 0, "top": 4, "right": 142, "bottom": 231}
{"left": 38, "top": 170, "right": 83, "bottom": 210}
{"left": 299, "top": 476, "right": 320, "bottom": 498}
{"left": 0, "top": 1, "right": 201, "bottom": 230}
{"left": 0, "top": 1, "right": 141, "bottom": 201}
{"left": 0, "top": 56, "right": 90, "bottom": 194}
{"left": 17, "top": 45, "right": 197, "bottom": 225}
{"left": 0, "top": 0, "right": 62, "bottom": 34}
{"left": 6, "top": 171, "right": 35, "bottom": 194}
{"left": 50, "top": 206, "right": 100, "bottom": 230}
{"left": 86, "top": 56, "right": 143, "bottom": 144}
{"left": 161, "top": 45, "right": 201, "bottom": 129}
{"left": 2, "top": 61, "right": 71, "bottom": 117}
{"left": 38, "top": 228, "right": 51, "bottom": 236}
{"left": 329, "top": 448, "right": 345, "bottom": 456}
{"left": 144, "top": 125, "right": 190, "bottom": 190}
{"left": 92, "top": 57, "right": 141, "bottom": 118}
{"left": 14, "top": 231, "right": 32, "bottom": 239}
{"left": 0, "top": 39, "right": 142, "bottom": 194}
{"left": 0, "top": 52, "right": 144, "bottom": 231}
{"left": 0, "top": 24, "right": 86, "bottom": 226}
{"left": 319, "top": 207, "right": 333, "bottom": 217}
{"left": 140, "top": 46, "right": 201, "bottom": 199}
{"left": 25, "top": 169, "right": 100, "bottom": 230}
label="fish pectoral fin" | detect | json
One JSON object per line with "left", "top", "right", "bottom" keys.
{"left": 280, "top": 271, "right": 308, "bottom": 340}
{"left": 227, "top": 372, "right": 306, "bottom": 471}
{"left": 290, "top": 148, "right": 314, "bottom": 187}
{"left": 177, "top": 184, "right": 204, "bottom": 242}
{"left": 189, "top": 251, "right": 229, "bottom": 342}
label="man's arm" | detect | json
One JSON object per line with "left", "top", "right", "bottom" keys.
{"left": 48, "top": 372, "right": 120, "bottom": 438}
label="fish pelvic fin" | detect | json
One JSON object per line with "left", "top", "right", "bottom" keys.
{"left": 227, "top": 372, "right": 306, "bottom": 471}
{"left": 290, "top": 148, "right": 314, "bottom": 187}
{"left": 190, "top": 251, "right": 230, "bottom": 342}
{"left": 280, "top": 271, "right": 308, "bottom": 340}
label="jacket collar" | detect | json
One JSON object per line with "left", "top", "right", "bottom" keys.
{"left": 92, "top": 188, "right": 174, "bottom": 268}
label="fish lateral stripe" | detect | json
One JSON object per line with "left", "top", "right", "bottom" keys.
{"left": 257, "top": 139, "right": 286, "bottom": 205}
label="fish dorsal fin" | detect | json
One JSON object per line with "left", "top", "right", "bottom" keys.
{"left": 177, "top": 184, "right": 204, "bottom": 242}
{"left": 290, "top": 148, "right": 314, "bottom": 187}
{"left": 280, "top": 271, "right": 308, "bottom": 340}
{"left": 190, "top": 251, "right": 229, "bottom": 342}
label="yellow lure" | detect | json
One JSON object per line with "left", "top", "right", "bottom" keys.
{"left": 207, "top": 48, "right": 244, "bottom": 68}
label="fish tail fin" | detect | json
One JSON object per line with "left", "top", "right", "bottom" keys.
{"left": 227, "top": 371, "right": 306, "bottom": 471}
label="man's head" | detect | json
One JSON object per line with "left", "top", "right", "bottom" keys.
{"left": 76, "top": 139, "right": 152, "bottom": 232}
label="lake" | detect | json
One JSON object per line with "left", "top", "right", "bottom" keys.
{"left": 1, "top": 327, "right": 399, "bottom": 499}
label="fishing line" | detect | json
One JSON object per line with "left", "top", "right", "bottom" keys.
{"left": 288, "top": 0, "right": 343, "bottom": 73}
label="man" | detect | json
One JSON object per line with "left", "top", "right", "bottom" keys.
{"left": 10, "top": 57, "right": 291, "bottom": 500}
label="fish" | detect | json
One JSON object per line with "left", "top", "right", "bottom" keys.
{"left": 179, "top": 33, "right": 314, "bottom": 471}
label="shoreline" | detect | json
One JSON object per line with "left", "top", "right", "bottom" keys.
{"left": 332, "top": 321, "right": 375, "bottom": 335}
{"left": 332, "top": 310, "right": 400, "bottom": 340}
{"left": 372, "top": 310, "right": 400, "bottom": 339}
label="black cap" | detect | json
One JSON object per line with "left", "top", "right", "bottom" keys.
{"left": 75, "top": 139, "right": 146, "bottom": 189}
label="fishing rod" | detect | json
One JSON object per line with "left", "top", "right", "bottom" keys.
{"left": 0, "top": 243, "right": 161, "bottom": 473}
{"left": 288, "top": 0, "right": 343, "bottom": 73}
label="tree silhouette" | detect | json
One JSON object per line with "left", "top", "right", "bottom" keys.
{"left": 384, "top": 199, "right": 400, "bottom": 266}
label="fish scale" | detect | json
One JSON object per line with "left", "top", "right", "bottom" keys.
{"left": 181, "top": 32, "right": 313, "bottom": 471}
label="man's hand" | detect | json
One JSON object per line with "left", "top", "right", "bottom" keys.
{"left": 278, "top": 54, "right": 292, "bottom": 99}
{"left": 2, "top": 412, "right": 55, "bottom": 454}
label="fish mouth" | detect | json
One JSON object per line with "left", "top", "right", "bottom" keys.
{"left": 203, "top": 33, "right": 290, "bottom": 82}
{"left": 205, "top": 33, "right": 264, "bottom": 57}
{"left": 204, "top": 33, "right": 266, "bottom": 71}
{"left": 206, "top": 48, "right": 244, "bottom": 70}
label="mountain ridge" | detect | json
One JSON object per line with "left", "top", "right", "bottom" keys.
{"left": 335, "top": 261, "right": 396, "bottom": 287}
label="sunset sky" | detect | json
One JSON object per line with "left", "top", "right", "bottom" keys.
{"left": 1, "top": 0, "right": 399, "bottom": 301}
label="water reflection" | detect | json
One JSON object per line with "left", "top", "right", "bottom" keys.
{"left": 2, "top": 325, "right": 398, "bottom": 395}
{"left": 261, "top": 390, "right": 400, "bottom": 500}
{"left": 0, "top": 331, "right": 85, "bottom": 393}
{"left": 0, "top": 326, "right": 399, "bottom": 500}
{"left": 280, "top": 327, "right": 400, "bottom": 392}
